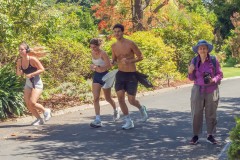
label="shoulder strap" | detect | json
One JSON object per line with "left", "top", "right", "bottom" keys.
{"left": 210, "top": 56, "right": 216, "bottom": 68}
{"left": 193, "top": 56, "right": 197, "bottom": 68}
{"left": 210, "top": 56, "right": 217, "bottom": 75}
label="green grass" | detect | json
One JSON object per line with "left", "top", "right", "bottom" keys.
{"left": 222, "top": 67, "right": 240, "bottom": 78}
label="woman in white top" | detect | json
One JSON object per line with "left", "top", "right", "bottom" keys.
{"left": 89, "top": 38, "right": 120, "bottom": 128}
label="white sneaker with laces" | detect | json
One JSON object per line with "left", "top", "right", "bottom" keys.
{"left": 90, "top": 119, "right": 102, "bottom": 128}
{"left": 113, "top": 107, "right": 120, "bottom": 121}
{"left": 31, "top": 118, "right": 44, "bottom": 126}
{"left": 44, "top": 108, "right": 51, "bottom": 121}
{"left": 122, "top": 119, "right": 134, "bottom": 130}
{"left": 140, "top": 105, "right": 148, "bottom": 122}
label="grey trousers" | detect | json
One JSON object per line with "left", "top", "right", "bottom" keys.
{"left": 190, "top": 85, "right": 219, "bottom": 135}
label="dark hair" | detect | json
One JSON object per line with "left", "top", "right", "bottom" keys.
{"left": 89, "top": 38, "right": 103, "bottom": 46}
{"left": 113, "top": 24, "right": 124, "bottom": 32}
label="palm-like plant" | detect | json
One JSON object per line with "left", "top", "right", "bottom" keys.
{"left": 0, "top": 64, "right": 26, "bottom": 119}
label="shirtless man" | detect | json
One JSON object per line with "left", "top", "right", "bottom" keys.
{"left": 111, "top": 24, "right": 148, "bottom": 130}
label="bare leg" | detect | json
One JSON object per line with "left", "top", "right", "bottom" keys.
{"left": 92, "top": 83, "right": 102, "bottom": 116}
{"left": 24, "top": 89, "right": 41, "bottom": 119}
{"left": 29, "top": 88, "right": 45, "bottom": 113}
{"left": 116, "top": 90, "right": 128, "bottom": 115}
{"left": 102, "top": 88, "right": 116, "bottom": 109}
{"left": 128, "top": 94, "right": 148, "bottom": 121}
{"left": 127, "top": 95, "right": 141, "bottom": 109}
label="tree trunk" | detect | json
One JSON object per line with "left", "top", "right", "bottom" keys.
{"left": 147, "top": 0, "right": 169, "bottom": 25}
{"left": 132, "top": 0, "right": 144, "bottom": 31}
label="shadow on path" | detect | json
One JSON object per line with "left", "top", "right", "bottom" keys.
{"left": 3, "top": 98, "right": 239, "bottom": 160}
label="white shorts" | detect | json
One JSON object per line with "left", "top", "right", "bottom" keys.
{"left": 24, "top": 75, "right": 43, "bottom": 89}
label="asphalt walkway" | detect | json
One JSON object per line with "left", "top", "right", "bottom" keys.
{"left": 0, "top": 77, "right": 239, "bottom": 160}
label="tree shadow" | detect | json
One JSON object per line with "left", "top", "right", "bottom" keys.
{"left": 0, "top": 124, "right": 30, "bottom": 128}
{"left": 220, "top": 97, "right": 240, "bottom": 106}
{"left": 4, "top": 101, "right": 238, "bottom": 160}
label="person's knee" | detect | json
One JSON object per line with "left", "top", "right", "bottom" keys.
{"left": 93, "top": 96, "right": 100, "bottom": 103}
{"left": 105, "top": 96, "right": 113, "bottom": 103}
{"left": 29, "top": 100, "right": 37, "bottom": 107}
{"left": 129, "top": 100, "right": 137, "bottom": 106}
{"left": 128, "top": 97, "right": 137, "bottom": 105}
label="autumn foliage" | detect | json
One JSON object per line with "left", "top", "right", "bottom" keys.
{"left": 92, "top": 0, "right": 133, "bottom": 34}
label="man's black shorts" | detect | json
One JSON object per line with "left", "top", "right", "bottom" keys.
{"left": 115, "top": 71, "right": 138, "bottom": 96}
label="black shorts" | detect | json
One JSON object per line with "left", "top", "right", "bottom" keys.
{"left": 93, "top": 71, "right": 108, "bottom": 86}
{"left": 115, "top": 71, "right": 138, "bottom": 96}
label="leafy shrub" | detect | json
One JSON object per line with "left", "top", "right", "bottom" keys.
{"left": 0, "top": 64, "right": 26, "bottom": 120}
{"left": 224, "top": 57, "right": 239, "bottom": 67}
{"left": 42, "top": 37, "right": 92, "bottom": 88}
{"left": 234, "top": 64, "right": 240, "bottom": 68}
{"left": 130, "top": 31, "right": 179, "bottom": 82}
{"left": 55, "top": 82, "right": 92, "bottom": 103}
{"left": 153, "top": 5, "right": 215, "bottom": 73}
{"left": 228, "top": 117, "right": 240, "bottom": 160}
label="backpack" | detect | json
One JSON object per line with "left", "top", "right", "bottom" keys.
{"left": 193, "top": 55, "right": 217, "bottom": 75}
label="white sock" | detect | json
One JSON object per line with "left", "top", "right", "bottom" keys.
{"left": 124, "top": 115, "right": 131, "bottom": 121}
{"left": 96, "top": 115, "right": 101, "bottom": 121}
{"left": 114, "top": 107, "right": 119, "bottom": 112}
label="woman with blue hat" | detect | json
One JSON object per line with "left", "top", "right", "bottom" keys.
{"left": 188, "top": 40, "right": 223, "bottom": 145}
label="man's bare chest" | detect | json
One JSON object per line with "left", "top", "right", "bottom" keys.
{"left": 114, "top": 47, "right": 132, "bottom": 57}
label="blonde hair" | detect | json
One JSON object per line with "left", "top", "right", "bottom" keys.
{"left": 89, "top": 38, "right": 103, "bottom": 46}
{"left": 19, "top": 42, "right": 48, "bottom": 58}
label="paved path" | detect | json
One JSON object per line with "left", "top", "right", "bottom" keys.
{"left": 0, "top": 78, "right": 239, "bottom": 160}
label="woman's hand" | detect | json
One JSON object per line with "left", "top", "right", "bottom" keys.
{"left": 26, "top": 73, "right": 33, "bottom": 78}
{"left": 188, "top": 64, "right": 195, "bottom": 74}
{"left": 90, "top": 64, "right": 97, "bottom": 71}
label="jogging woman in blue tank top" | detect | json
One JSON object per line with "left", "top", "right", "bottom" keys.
{"left": 89, "top": 38, "right": 120, "bottom": 128}
{"left": 16, "top": 42, "right": 51, "bottom": 125}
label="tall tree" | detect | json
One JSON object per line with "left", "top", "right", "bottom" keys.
{"left": 207, "top": 0, "right": 240, "bottom": 39}
{"left": 130, "top": 0, "right": 170, "bottom": 31}
{"left": 92, "top": 0, "right": 133, "bottom": 33}
{"left": 92, "top": 0, "right": 170, "bottom": 33}
{"left": 229, "top": 12, "right": 240, "bottom": 60}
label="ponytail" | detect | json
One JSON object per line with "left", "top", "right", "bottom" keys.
{"left": 19, "top": 42, "right": 48, "bottom": 58}
{"left": 28, "top": 46, "right": 48, "bottom": 58}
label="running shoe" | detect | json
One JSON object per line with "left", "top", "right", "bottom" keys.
{"left": 113, "top": 107, "right": 120, "bottom": 121}
{"left": 44, "top": 108, "right": 52, "bottom": 121}
{"left": 207, "top": 135, "right": 217, "bottom": 144}
{"left": 90, "top": 119, "right": 102, "bottom": 128}
{"left": 31, "top": 118, "right": 44, "bottom": 126}
{"left": 189, "top": 135, "right": 199, "bottom": 145}
{"left": 140, "top": 105, "right": 148, "bottom": 122}
{"left": 122, "top": 119, "right": 134, "bottom": 130}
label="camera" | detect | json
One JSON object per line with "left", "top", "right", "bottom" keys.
{"left": 203, "top": 72, "right": 211, "bottom": 84}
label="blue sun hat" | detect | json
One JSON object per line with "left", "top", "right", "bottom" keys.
{"left": 192, "top": 40, "right": 213, "bottom": 54}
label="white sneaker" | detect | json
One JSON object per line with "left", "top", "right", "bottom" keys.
{"left": 113, "top": 107, "right": 120, "bottom": 121}
{"left": 122, "top": 119, "right": 134, "bottom": 130}
{"left": 140, "top": 105, "right": 148, "bottom": 122}
{"left": 90, "top": 119, "right": 102, "bottom": 128}
{"left": 44, "top": 108, "right": 51, "bottom": 121}
{"left": 31, "top": 118, "right": 44, "bottom": 126}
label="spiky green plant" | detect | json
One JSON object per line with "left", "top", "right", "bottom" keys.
{"left": 0, "top": 64, "right": 26, "bottom": 119}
